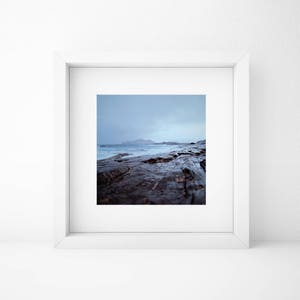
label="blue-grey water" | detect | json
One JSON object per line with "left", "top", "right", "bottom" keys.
{"left": 97, "top": 143, "right": 185, "bottom": 160}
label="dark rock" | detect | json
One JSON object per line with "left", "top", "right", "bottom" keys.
{"left": 142, "top": 157, "right": 174, "bottom": 164}
{"left": 200, "top": 159, "right": 206, "bottom": 172}
{"left": 98, "top": 166, "right": 130, "bottom": 186}
{"left": 97, "top": 142, "right": 206, "bottom": 205}
{"left": 112, "top": 153, "right": 130, "bottom": 160}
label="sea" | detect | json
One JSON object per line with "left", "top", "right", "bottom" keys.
{"left": 97, "top": 143, "right": 186, "bottom": 160}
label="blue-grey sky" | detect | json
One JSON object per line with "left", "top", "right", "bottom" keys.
{"left": 97, "top": 95, "right": 205, "bottom": 144}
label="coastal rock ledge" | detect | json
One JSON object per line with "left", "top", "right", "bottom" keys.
{"left": 97, "top": 143, "right": 206, "bottom": 205}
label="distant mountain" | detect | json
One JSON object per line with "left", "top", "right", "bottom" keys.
{"left": 157, "top": 141, "right": 179, "bottom": 145}
{"left": 122, "top": 139, "right": 155, "bottom": 145}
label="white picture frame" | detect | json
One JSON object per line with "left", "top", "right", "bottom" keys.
{"left": 54, "top": 51, "right": 249, "bottom": 248}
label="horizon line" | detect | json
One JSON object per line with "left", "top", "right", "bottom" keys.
{"left": 97, "top": 139, "right": 206, "bottom": 146}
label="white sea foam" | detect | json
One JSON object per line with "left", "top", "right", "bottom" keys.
{"left": 97, "top": 144, "right": 183, "bottom": 160}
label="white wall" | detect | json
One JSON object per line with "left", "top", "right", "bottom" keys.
{"left": 0, "top": 0, "right": 299, "bottom": 241}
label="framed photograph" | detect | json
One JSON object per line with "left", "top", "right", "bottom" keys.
{"left": 54, "top": 52, "right": 249, "bottom": 248}
{"left": 97, "top": 94, "right": 206, "bottom": 205}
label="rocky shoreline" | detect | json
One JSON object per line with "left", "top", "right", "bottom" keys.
{"left": 97, "top": 142, "right": 206, "bottom": 205}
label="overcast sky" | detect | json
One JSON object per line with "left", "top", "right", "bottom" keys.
{"left": 97, "top": 95, "right": 205, "bottom": 144}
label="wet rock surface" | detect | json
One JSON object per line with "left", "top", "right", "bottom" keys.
{"left": 97, "top": 142, "right": 206, "bottom": 205}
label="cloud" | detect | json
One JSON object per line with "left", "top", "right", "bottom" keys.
{"left": 97, "top": 95, "right": 206, "bottom": 144}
